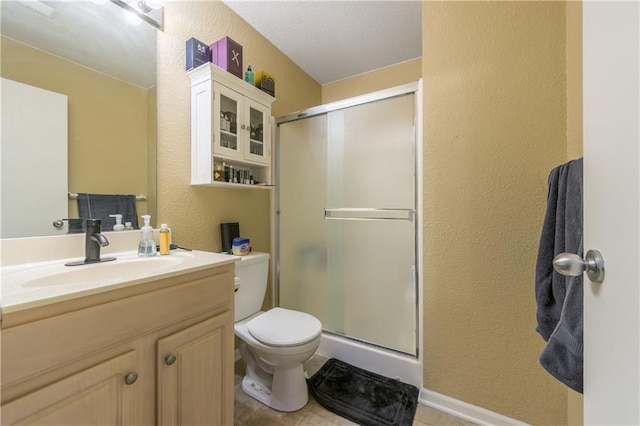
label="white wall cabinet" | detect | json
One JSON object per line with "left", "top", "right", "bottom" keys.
{"left": 1, "top": 265, "right": 235, "bottom": 425}
{"left": 188, "top": 63, "right": 276, "bottom": 188}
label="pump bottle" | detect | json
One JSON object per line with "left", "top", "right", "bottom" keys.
{"left": 109, "top": 214, "right": 125, "bottom": 231}
{"left": 137, "top": 215, "right": 157, "bottom": 257}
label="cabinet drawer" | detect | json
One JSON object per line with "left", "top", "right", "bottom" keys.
{"left": 1, "top": 266, "right": 233, "bottom": 388}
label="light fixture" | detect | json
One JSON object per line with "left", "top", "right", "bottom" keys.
{"left": 142, "top": 0, "right": 163, "bottom": 10}
{"left": 123, "top": 0, "right": 143, "bottom": 25}
{"left": 110, "top": 0, "right": 163, "bottom": 29}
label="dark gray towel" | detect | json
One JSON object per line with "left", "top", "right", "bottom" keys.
{"left": 535, "top": 158, "right": 583, "bottom": 393}
{"left": 78, "top": 193, "right": 139, "bottom": 230}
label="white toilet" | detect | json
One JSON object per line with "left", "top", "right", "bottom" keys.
{"left": 234, "top": 252, "right": 322, "bottom": 412}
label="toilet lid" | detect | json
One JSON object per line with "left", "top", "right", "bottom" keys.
{"left": 247, "top": 307, "right": 322, "bottom": 347}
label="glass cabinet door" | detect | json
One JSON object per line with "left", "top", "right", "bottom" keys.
{"left": 244, "top": 99, "right": 270, "bottom": 165}
{"left": 213, "top": 83, "right": 242, "bottom": 160}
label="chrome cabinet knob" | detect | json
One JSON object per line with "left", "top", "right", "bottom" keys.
{"left": 165, "top": 354, "right": 177, "bottom": 365}
{"left": 124, "top": 372, "right": 138, "bottom": 385}
{"left": 553, "top": 249, "right": 605, "bottom": 283}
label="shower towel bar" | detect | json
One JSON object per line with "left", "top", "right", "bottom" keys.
{"left": 324, "top": 208, "right": 414, "bottom": 221}
{"left": 68, "top": 192, "right": 147, "bottom": 201}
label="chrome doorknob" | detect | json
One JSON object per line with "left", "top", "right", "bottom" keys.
{"left": 553, "top": 249, "right": 605, "bottom": 284}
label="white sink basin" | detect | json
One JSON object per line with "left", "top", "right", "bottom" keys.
{"left": 1, "top": 250, "right": 238, "bottom": 314}
{"left": 22, "top": 255, "right": 186, "bottom": 288}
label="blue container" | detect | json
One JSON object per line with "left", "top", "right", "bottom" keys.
{"left": 232, "top": 237, "right": 250, "bottom": 255}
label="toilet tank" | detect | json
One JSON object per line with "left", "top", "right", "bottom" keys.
{"left": 234, "top": 252, "right": 270, "bottom": 322}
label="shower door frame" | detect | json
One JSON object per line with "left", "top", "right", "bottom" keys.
{"left": 272, "top": 80, "right": 423, "bottom": 384}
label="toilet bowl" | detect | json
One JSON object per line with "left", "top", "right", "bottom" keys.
{"left": 234, "top": 252, "right": 322, "bottom": 412}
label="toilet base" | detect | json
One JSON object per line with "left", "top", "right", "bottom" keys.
{"left": 240, "top": 363, "right": 309, "bottom": 412}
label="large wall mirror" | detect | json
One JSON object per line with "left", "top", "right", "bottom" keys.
{"left": 1, "top": 0, "right": 157, "bottom": 238}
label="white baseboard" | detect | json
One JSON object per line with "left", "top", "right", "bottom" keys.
{"left": 234, "top": 348, "right": 241, "bottom": 362}
{"left": 419, "top": 388, "right": 529, "bottom": 426}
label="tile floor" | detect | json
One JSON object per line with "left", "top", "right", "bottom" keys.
{"left": 234, "top": 354, "right": 477, "bottom": 426}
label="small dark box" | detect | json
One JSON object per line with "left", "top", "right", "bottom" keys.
{"left": 186, "top": 37, "right": 210, "bottom": 71}
{"left": 220, "top": 222, "right": 240, "bottom": 254}
{"left": 211, "top": 36, "right": 243, "bottom": 78}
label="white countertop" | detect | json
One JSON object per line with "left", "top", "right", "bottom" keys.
{"left": 0, "top": 233, "right": 238, "bottom": 315}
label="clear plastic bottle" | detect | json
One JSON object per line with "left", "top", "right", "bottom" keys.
{"left": 159, "top": 223, "right": 171, "bottom": 255}
{"left": 137, "top": 214, "right": 157, "bottom": 257}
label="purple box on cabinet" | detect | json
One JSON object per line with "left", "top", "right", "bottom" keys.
{"left": 210, "top": 37, "right": 243, "bottom": 78}
{"left": 186, "top": 37, "right": 210, "bottom": 71}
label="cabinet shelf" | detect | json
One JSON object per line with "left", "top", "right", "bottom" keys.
{"left": 194, "top": 181, "right": 274, "bottom": 190}
{"left": 188, "top": 63, "right": 276, "bottom": 187}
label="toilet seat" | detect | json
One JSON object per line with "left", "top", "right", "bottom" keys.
{"left": 247, "top": 307, "right": 322, "bottom": 347}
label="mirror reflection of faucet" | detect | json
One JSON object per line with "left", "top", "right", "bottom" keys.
{"left": 65, "top": 219, "right": 117, "bottom": 266}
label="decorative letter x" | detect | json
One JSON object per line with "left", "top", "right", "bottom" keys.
{"left": 232, "top": 50, "right": 240, "bottom": 67}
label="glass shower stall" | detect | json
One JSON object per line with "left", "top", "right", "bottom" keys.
{"left": 276, "top": 83, "right": 420, "bottom": 360}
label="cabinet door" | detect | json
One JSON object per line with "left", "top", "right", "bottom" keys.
{"left": 244, "top": 99, "right": 271, "bottom": 165}
{"left": 157, "top": 313, "right": 234, "bottom": 426}
{"left": 213, "top": 83, "right": 243, "bottom": 160}
{"left": 2, "top": 350, "right": 140, "bottom": 425}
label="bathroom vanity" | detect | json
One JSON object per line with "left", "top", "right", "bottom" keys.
{"left": 0, "top": 233, "right": 237, "bottom": 425}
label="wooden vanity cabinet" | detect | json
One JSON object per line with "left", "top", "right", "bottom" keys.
{"left": 157, "top": 313, "right": 233, "bottom": 425}
{"left": 2, "top": 350, "right": 141, "bottom": 425}
{"left": 0, "top": 264, "right": 235, "bottom": 425}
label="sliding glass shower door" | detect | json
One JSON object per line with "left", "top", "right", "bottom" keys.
{"left": 278, "top": 92, "right": 417, "bottom": 355}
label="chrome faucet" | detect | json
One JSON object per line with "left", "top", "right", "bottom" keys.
{"left": 66, "top": 219, "right": 116, "bottom": 266}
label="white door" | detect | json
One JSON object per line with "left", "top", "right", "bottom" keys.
{"left": 1, "top": 78, "right": 68, "bottom": 238}
{"left": 583, "top": 1, "right": 639, "bottom": 424}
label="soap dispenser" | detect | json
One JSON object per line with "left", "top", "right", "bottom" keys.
{"left": 137, "top": 214, "right": 157, "bottom": 257}
{"left": 109, "top": 214, "right": 125, "bottom": 231}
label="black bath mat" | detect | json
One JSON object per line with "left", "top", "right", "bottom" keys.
{"left": 307, "top": 358, "right": 419, "bottom": 426}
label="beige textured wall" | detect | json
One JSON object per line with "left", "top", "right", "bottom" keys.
{"left": 1, "top": 36, "right": 152, "bottom": 219}
{"left": 321, "top": 58, "right": 422, "bottom": 103}
{"left": 156, "top": 1, "right": 321, "bottom": 283}
{"left": 422, "top": 2, "right": 569, "bottom": 424}
{"left": 567, "top": 1, "right": 584, "bottom": 161}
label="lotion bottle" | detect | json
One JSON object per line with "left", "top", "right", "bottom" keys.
{"left": 159, "top": 223, "right": 171, "bottom": 255}
{"left": 137, "top": 214, "right": 157, "bottom": 257}
{"left": 244, "top": 65, "right": 254, "bottom": 85}
{"left": 109, "top": 214, "right": 125, "bottom": 231}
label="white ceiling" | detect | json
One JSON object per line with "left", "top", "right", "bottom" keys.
{"left": 222, "top": 0, "right": 422, "bottom": 85}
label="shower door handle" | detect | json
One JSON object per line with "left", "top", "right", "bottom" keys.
{"left": 324, "top": 208, "right": 415, "bottom": 221}
{"left": 553, "top": 249, "right": 605, "bottom": 284}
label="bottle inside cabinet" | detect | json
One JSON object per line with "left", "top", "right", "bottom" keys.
{"left": 220, "top": 95, "right": 238, "bottom": 151}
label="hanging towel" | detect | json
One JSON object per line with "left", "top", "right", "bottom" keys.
{"left": 534, "top": 158, "right": 583, "bottom": 393}
{"left": 78, "top": 193, "right": 139, "bottom": 230}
